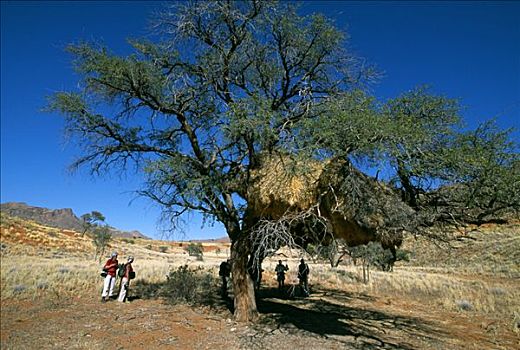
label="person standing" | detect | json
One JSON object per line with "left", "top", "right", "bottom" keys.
{"left": 118, "top": 256, "right": 134, "bottom": 303}
{"left": 219, "top": 259, "right": 231, "bottom": 297}
{"left": 101, "top": 252, "right": 118, "bottom": 302}
{"left": 275, "top": 260, "right": 289, "bottom": 289}
{"left": 297, "top": 258, "right": 310, "bottom": 296}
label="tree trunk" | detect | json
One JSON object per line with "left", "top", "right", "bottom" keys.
{"left": 230, "top": 236, "right": 258, "bottom": 322}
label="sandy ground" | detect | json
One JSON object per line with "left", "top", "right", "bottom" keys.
{"left": 2, "top": 284, "right": 518, "bottom": 350}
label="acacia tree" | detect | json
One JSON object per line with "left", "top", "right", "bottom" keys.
{"left": 80, "top": 210, "right": 106, "bottom": 237}
{"left": 93, "top": 224, "right": 112, "bottom": 261}
{"left": 48, "top": 1, "right": 519, "bottom": 322}
{"left": 48, "top": 1, "right": 373, "bottom": 321}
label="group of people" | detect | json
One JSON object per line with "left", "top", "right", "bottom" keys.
{"left": 102, "top": 253, "right": 309, "bottom": 302}
{"left": 218, "top": 258, "right": 311, "bottom": 297}
{"left": 276, "top": 258, "right": 310, "bottom": 296}
{"left": 100, "top": 252, "right": 135, "bottom": 303}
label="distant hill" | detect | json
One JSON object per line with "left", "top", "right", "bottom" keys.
{"left": 0, "top": 202, "right": 150, "bottom": 239}
{"left": 188, "top": 236, "right": 231, "bottom": 244}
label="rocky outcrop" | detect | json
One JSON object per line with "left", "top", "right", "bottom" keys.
{"left": 0, "top": 202, "right": 150, "bottom": 239}
{"left": 0, "top": 202, "right": 83, "bottom": 231}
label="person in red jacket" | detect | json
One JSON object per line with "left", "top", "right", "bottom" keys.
{"left": 118, "top": 256, "right": 134, "bottom": 302}
{"left": 101, "top": 252, "right": 118, "bottom": 302}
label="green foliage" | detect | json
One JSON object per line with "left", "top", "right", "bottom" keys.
{"left": 303, "top": 90, "right": 384, "bottom": 160}
{"left": 185, "top": 243, "right": 203, "bottom": 260}
{"left": 161, "top": 265, "right": 217, "bottom": 305}
{"left": 121, "top": 238, "right": 135, "bottom": 244}
{"left": 348, "top": 242, "right": 394, "bottom": 271}
{"left": 80, "top": 210, "right": 106, "bottom": 236}
{"left": 382, "top": 87, "right": 461, "bottom": 180}
{"left": 92, "top": 225, "right": 112, "bottom": 258}
{"left": 395, "top": 249, "right": 411, "bottom": 263}
{"left": 308, "top": 243, "right": 337, "bottom": 264}
{"left": 305, "top": 243, "right": 317, "bottom": 257}
{"left": 47, "top": 1, "right": 372, "bottom": 235}
{"left": 159, "top": 245, "right": 168, "bottom": 253}
{"left": 380, "top": 88, "right": 519, "bottom": 219}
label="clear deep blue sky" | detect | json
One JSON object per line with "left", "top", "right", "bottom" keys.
{"left": 1, "top": 1, "right": 519, "bottom": 240}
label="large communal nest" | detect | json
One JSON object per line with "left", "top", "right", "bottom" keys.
{"left": 246, "top": 153, "right": 417, "bottom": 248}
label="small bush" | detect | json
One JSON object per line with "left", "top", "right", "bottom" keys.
{"left": 13, "top": 285, "right": 27, "bottom": 294}
{"left": 161, "top": 265, "right": 216, "bottom": 304}
{"left": 159, "top": 246, "right": 168, "bottom": 253}
{"left": 121, "top": 238, "right": 135, "bottom": 244}
{"left": 395, "top": 249, "right": 411, "bottom": 263}
{"left": 456, "top": 299, "right": 473, "bottom": 311}
{"left": 37, "top": 282, "right": 49, "bottom": 290}
{"left": 185, "top": 243, "right": 203, "bottom": 259}
{"left": 489, "top": 287, "right": 506, "bottom": 295}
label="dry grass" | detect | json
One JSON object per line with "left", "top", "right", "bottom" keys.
{"left": 402, "top": 223, "right": 520, "bottom": 277}
{"left": 2, "top": 213, "right": 519, "bottom": 345}
{"left": 0, "top": 253, "right": 227, "bottom": 301}
{"left": 1, "top": 213, "right": 231, "bottom": 302}
{"left": 308, "top": 264, "right": 519, "bottom": 315}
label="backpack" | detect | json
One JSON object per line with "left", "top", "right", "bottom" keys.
{"left": 117, "top": 263, "right": 126, "bottom": 278}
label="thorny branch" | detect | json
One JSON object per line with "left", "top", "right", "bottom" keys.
{"left": 247, "top": 205, "right": 331, "bottom": 271}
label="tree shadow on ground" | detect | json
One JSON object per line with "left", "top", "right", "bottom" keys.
{"left": 132, "top": 279, "right": 443, "bottom": 349}
{"left": 131, "top": 279, "right": 234, "bottom": 314}
{"left": 256, "top": 286, "right": 444, "bottom": 350}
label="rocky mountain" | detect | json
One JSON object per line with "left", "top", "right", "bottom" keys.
{"left": 0, "top": 202, "right": 150, "bottom": 239}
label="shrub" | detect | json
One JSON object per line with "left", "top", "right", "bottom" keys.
{"left": 121, "top": 238, "right": 135, "bottom": 244}
{"left": 13, "top": 285, "right": 27, "bottom": 294}
{"left": 161, "top": 265, "right": 216, "bottom": 304}
{"left": 395, "top": 249, "right": 411, "bottom": 263}
{"left": 159, "top": 246, "right": 168, "bottom": 253}
{"left": 37, "top": 282, "right": 49, "bottom": 290}
{"left": 185, "top": 243, "right": 203, "bottom": 259}
{"left": 489, "top": 287, "right": 506, "bottom": 295}
{"left": 456, "top": 299, "right": 473, "bottom": 311}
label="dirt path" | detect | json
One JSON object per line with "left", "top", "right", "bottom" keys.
{"left": 2, "top": 288, "right": 516, "bottom": 350}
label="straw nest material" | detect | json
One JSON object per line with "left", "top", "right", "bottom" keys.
{"left": 246, "top": 154, "right": 326, "bottom": 218}
{"left": 246, "top": 153, "right": 416, "bottom": 247}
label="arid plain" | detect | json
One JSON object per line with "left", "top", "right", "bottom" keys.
{"left": 1, "top": 214, "right": 519, "bottom": 349}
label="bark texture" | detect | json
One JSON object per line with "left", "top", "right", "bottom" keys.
{"left": 231, "top": 237, "right": 258, "bottom": 322}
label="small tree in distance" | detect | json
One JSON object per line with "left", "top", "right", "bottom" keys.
{"left": 93, "top": 224, "right": 112, "bottom": 261}
{"left": 79, "top": 210, "right": 112, "bottom": 260}
{"left": 185, "top": 243, "right": 204, "bottom": 260}
{"left": 80, "top": 211, "right": 106, "bottom": 237}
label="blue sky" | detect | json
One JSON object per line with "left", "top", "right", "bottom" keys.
{"left": 1, "top": 1, "right": 519, "bottom": 240}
